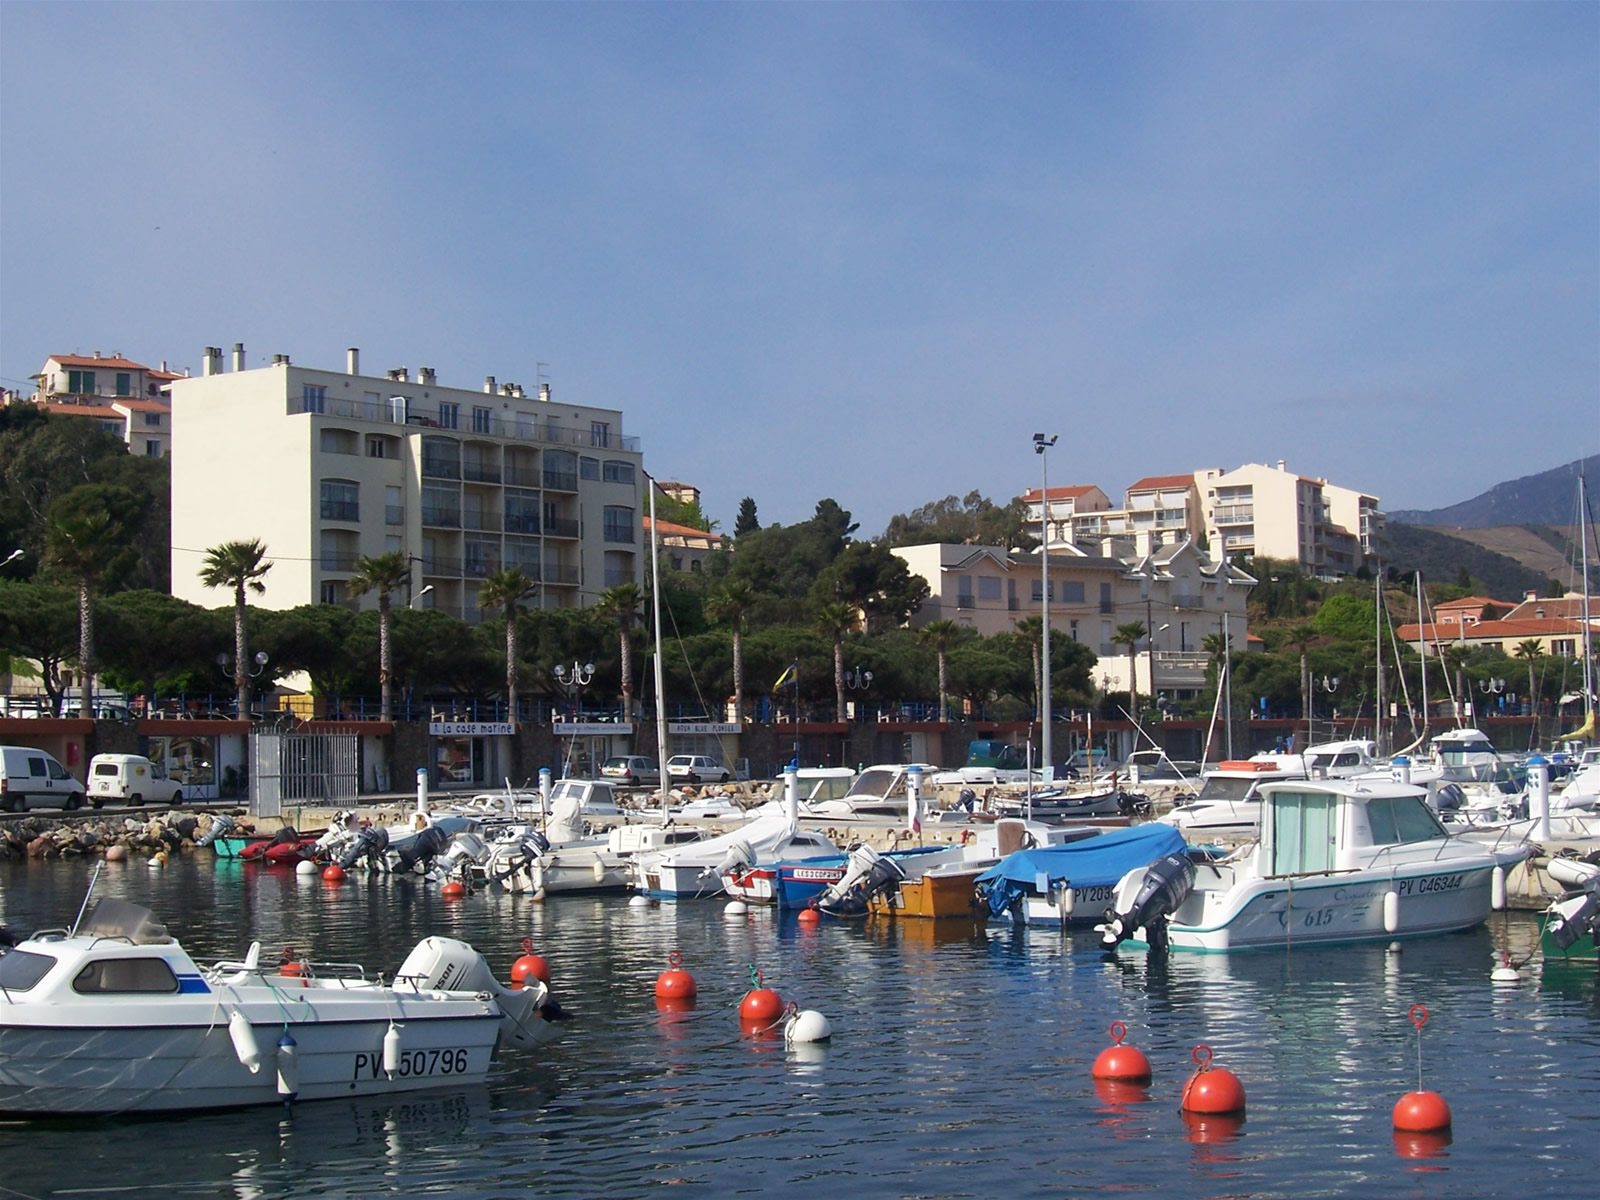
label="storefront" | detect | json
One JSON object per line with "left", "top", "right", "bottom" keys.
{"left": 667, "top": 721, "right": 742, "bottom": 776}
{"left": 429, "top": 720, "right": 515, "bottom": 790}
{"left": 552, "top": 721, "right": 634, "bottom": 779}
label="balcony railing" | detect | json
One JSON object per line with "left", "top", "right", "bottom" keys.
{"left": 543, "top": 471, "right": 579, "bottom": 492}
{"left": 421, "top": 457, "right": 460, "bottom": 480}
{"left": 957, "top": 596, "right": 975, "bottom": 610}
{"left": 464, "top": 558, "right": 502, "bottom": 579}
{"left": 504, "top": 512, "right": 540, "bottom": 534}
{"left": 505, "top": 561, "right": 541, "bottom": 581}
{"left": 544, "top": 565, "right": 580, "bottom": 584}
{"left": 421, "top": 506, "right": 461, "bottom": 528}
{"left": 421, "top": 556, "right": 462, "bottom": 576}
{"left": 462, "top": 463, "right": 501, "bottom": 483}
{"left": 320, "top": 501, "right": 360, "bottom": 522}
{"left": 544, "top": 517, "right": 579, "bottom": 539}
{"left": 290, "top": 393, "right": 642, "bottom": 453}
{"left": 504, "top": 467, "right": 541, "bottom": 488}
{"left": 319, "top": 553, "right": 360, "bottom": 572}
{"left": 463, "top": 513, "right": 501, "bottom": 532}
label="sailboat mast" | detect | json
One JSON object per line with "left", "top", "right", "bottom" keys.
{"left": 647, "top": 476, "right": 672, "bottom": 823}
{"left": 1416, "top": 571, "right": 1429, "bottom": 744}
{"left": 1374, "top": 572, "right": 1385, "bottom": 757}
{"left": 1581, "top": 468, "right": 1594, "bottom": 722}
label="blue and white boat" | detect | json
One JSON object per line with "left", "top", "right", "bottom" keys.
{"left": 974, "top": 823, "right": 1190, "bottom": 927}
{"left": 1101, "top": 778, "right": 1529, "bottom": 953}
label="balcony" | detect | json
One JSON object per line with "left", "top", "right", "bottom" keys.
{"left": 544, "top": 517, "right": 579, "bottom": 539}
{"left": 957, "top": 596, "right": 975, "bottom": 610}
{"left": 385, "top": 505, "right": 405, "bottom": 526}
{"left": 1213, "top": 506, "right": 1253, "bottom": 525}
{"left": 462, "top": 463, "right": 501, "bottom": 484}
{"left": 420, "top": 556, "right": 462, "bottom": 576}
{"left": 421, "top": 457, "right": 460, "bottom": 480}
{"left": 421, "top": 506, "right": 461, "bottom": 528}
{"left": 543, "top": 471, "right": 578, "bottom": 492}
{"left": 463, "top": 512, "right": 501, "bottom": 532}
{"left": 464, "top": 558, "right": 503, "bottom": 579}
{"left": 320, "top": 501, "right": 359, "bottom": 522}
{"left": 505, "top": 467, "right": 542, "bottom": 488}
{"left": 503, "top": 512, "right": 541, "bottom": 534}
{"left": 544, "top": 565, "right": 580, "bottom": 585}
{"left": 319, "top": 553, "right": 360, "bottom": 572}
{"left": 289, "top": 393, "right": 642, "bottom": 453}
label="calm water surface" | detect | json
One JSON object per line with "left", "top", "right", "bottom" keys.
{"left": 0, "top": 855, "right": 1595, "bottom": 1199}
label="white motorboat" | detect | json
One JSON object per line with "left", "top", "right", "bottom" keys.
{"left": 805, "top": 764, "right": 938, "bottom": 822}
{"left": 0, "top": 897, "right": 563, "bottom": 1116}
{"left": 631, "top": 812, "right": 838, "bottom": 899}
{"left": 1103, "top": 778, "right": 1527, "bottom": 953}
{"left": 1157, "top": 758, "right": 1304, "bottom": 840}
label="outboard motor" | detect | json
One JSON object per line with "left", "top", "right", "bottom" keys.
{"left": 1546, "top": 857, "right": 1600, "bottom": 952}
{"left": 1099, "top": 852, "right": 1197, "bottom": 952}
{"left": 338, "top": 825, "right": 390, "bottom": 871}
{"left": 195, "top": 813, "right": 236, "bottom": 848}
{"left": 394, "top": 824, "right": 452, "bottom": 873}
{"left": 706, "top": 838, "right": 755, "bottom": 880}
{"left": 428, "top": 831, "right": 489, "bottom": 882}
{"left": 817, "top": 845, "right": 907, "bottom": 918}
{"left": 314, "top": 810, "right": 361, "bottom": 856}
{"left": 484, "top": 830, "right": 551, "bottom": 886}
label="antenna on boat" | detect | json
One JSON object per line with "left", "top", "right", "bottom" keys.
{"left": 70, "top": 862, "right": 104, "bottom": 936}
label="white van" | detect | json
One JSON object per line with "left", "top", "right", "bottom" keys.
{"left": 87, "top": 753, "right": 183, "bottom": 808}
{"left": 0, "top": 746, "right": 87, "bottom": 812}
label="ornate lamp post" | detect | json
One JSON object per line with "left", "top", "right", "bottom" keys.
{"left": 1034, "top": 431, "right": 1058, "bottom": 777}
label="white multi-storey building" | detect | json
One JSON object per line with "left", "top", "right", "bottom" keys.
{"left": 1194, "top": 460, "right": 1384, "bottom": 575}
{"left": 169, "top": 345, "right": 644, "bottom": 621}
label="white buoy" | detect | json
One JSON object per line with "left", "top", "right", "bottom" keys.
{"left": 383, "top": 1022, "right": 402, "bottom": 1077}
{"left": 1383, "top": 890, "right": 1400, "bottom": 934}
{"left": 786, "top": 1009, "right": 833, "bottom": 1044}
{"left": 1387, "top": 942, "right": 1403, "bottom": 954}
{"left": 1491, "top": 865, "right": 1507, "bottom": 912}
{"left": 628, "top": 895, "right": 652, "bottom": 907}
{"left": 147, "top": 855, "right": 165, "bottom": 869}
{"left": 1491, "top": 963, "right": 1521, "bottom": 984}
{"left": 228, "top": 1010, "right": 262, "bottom": 1074}
{"left": 295, "top": 859, "right": 317, "bottom": 877}
{"left": 724, "top": 900, "right": 749, "bottom": 919}
{"left": 275, "top": 1030, "right": 300, "bottom": 1098}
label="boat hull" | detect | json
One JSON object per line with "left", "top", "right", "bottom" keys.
{"left": 869, "top": 867, "right": 986, "bottom": 919}
{"left": 1155, "top": 865, "right": 1499, "bottom": 952}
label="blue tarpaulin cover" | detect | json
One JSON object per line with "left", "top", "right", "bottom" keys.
{"left": 974, "top": 823, "right": 1188, "bottom": 917}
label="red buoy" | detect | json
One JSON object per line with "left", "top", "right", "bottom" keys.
{"left": 1091, "top": 1021, "right": 1152, "bottom": 1084}
{"left": 511, "top": 937, "right": 550, "bottom": 989}
{"left": 797, "top": 907, "right": 820, "bottom": 925}
{"left": 441, "top": 880, "right": 466, "bottom": 899}
{"left": 1179, "top": 1045, "right": 1246, "bottom": 1115}
{"left": 321, "top": 864, "right": 345, "bottom": 883}
{"left": 739, "top": 968, "right": 783, "bottom": 1023}
{"left": 1393, "top": 1090, "right": 1452, "bottom": 1133}
{"left": 655, "top": 951, "right": 697, "bottom": 999}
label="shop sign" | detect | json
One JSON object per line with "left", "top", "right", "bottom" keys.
{"left": 554, "top": 722, "right": 634, "bottom": 736}
{"left": 429, "top": 721, "right": 514, "bottom": 736}
{"left": 668, "top": 722, "right": 740, "bottom": 735}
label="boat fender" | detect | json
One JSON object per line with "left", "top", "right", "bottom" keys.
{"left": 1057, "top": 884, "right": 1075, "bottom": 918}
{"left": 275, "top": 1030, "right": 299, "bottom": 1099}
{"left": 592, "top": 859, "right": 606, "bottom": 884}
{"left": 960, "top": 829, "right": 975, "bottom": 845}
{"left": 383, "top": 1022, "right": 402, "bottom": 1078}
{"left": 1383, "top": 890, "right": 1400, "bottom": 935}
{"left": 229, "top": 1010, "right": 262, "bottom": 1074}
{"left": 1491, "top": 866, "right": 1506, "bottom": 912}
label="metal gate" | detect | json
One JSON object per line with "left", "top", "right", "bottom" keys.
{"left": 250, "top": 731, "right": 360, "bottom": 817}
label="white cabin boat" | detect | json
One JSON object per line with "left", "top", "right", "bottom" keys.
{"left": 806, "top": 764, "right": 938, "bottom": 822}
{"left": 1106, "top": 779, "right": 1527, "bottom": 953}
{"left": 631, "top": 813, "right": 838, "bottom": 899}
{"left": 0, "top": 899, "right": 561, "bottom": 1116}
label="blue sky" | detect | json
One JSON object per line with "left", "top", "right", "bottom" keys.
{"left": 3, "top": 2, "right": 1595, "bottom": 535}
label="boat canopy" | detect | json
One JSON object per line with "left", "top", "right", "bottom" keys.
{"left": 974, "top": 824, "right": 1187, "bottom": 917}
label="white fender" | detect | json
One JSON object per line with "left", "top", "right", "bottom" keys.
{"left": 229, "top": 1010, "right": 261, "bottom": 1074}
{"left": 275, "top": 1030, "right": 300, "bottom": 1097}
{"left": 1491, "top": 865, "right": 1507, "bottom": 911}
{"left": 1383, "top": 890, "right": 1400, "bottom": 934}
{"left": 1056, "top": 884, "right": 1075, "bottom": 919}
{"left": 383, "top": 1022, "right": 402, "bottom": 1077}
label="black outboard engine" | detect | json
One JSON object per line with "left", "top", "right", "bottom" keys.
{"left": 394, "top": 824, "right": 451, "bottom": 873}
{"left": 1099, "top": 852, "right": 1197, "bottom": 952}
{"left": 817, "top": 846, "right": 907, "bottom": 918}
{"left": 0, "top": 925, "right": 17, "bottom": 950}
{"left": 1547, "top": 891, "right": 1600, "bottom": 952}
{"left": 195, "top": 813, "right": 236, "bottom": 848}
{"left": 338, "top": 825, "right": 391, "bottom": 871}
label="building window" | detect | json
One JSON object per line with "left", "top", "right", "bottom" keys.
{"left": 116, "top": 372, "right": 132, "bottom": 397}
{"left": 320, "top": 479, "right": 359, "bottom": 522}
{"left": 591, "top": 421, "right": 610, "bottom": 447}
{"left": 603, "top": 460, "right": 635, "bottom": 484}
{"left": 1069, "top": 619, "right": 1080, "bottom": 642}
{"left": 302, "top": 384, "right": 327, "bottom": 413}
{"left": 603, "top": 506, "right": 635, "bottom": 544}
{"left": 1552, "top": 639, "right": 1575, "bottom": 657}
{"left": 367, "top": 436, "right": 387, "bottom": 458}
{"left": 438, "top": 402, "right": 459, "bottom": 430}
{"left": 978, "top": 576, "right": 1002, "bottom": 601}
{"left": 468, "top": 405, "right": 492, "bottom": 433}
{"left": 145, "top": 440, "right": 161, "bottom": 457}
{"left": 957, "top": 575, "right": 974, "bottom": 609}
{"left": 68, "top": 369, "right": 96, "bottom": 394}
{"left": 1099, "top": 582, "right": 1113, "bottom": 613}
{"left": 580, "top": 456, "right": 601, "bottom": 481}
{"left": 1032, "top": 579, "right": 1051, "bottom": 603}
{"left": 1061, "top": 580, "right": 1085, "bottom": 604}
{"left": 604, "top": 550, "right": 633, "bottom": 588}
{"left": 143, "top": 411, "right": 162, "bottom": 426}
{"left": 320, "top": 581, "right": 341, "bottom": 605}
{"left": 320, "top": 428, "right": 358, "bottom": 455}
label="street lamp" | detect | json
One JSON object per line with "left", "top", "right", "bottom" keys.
{"left": 1478, "top": 677, "right": 1506, "bottom": 695}
{"left": 410, "top": 583, "right": 435, "bottom": 610}
{"left": 552, "top": 662, "right": 595, "bottom": 719}
{"left": 217, "top": 651, "right": 269, "bottom": 719}
{"left": 2, "top": 549, "right": 22, "bottom": 566}
{"left": 843, "top": 666, "right": 873, "bottom": 690}
{"left": 1034, "top": 431, "right": 1058, "bottom": 777}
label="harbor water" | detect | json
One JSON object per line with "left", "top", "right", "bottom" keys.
{"left": 1, "top": 854, "right": 1596, "bottom": 1198}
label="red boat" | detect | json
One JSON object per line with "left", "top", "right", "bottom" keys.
{"left": 238, "top": 827, "right": 320, "bottom": 864}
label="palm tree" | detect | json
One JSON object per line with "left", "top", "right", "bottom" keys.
{"left": 596, "top": 583, "right": 645, "bottom": 717}
{"left": 706, "top": 579, "right": 757, "bottom": 723}
{"left": 348, "top": 551, "right": 414, "bottom": 721}
{"left": 919, "top": 619, "right": 960, "bottom": 723}
{"left": 480, "top": 567, "right": 539, "bottom": 722}
{"left": 815, "top": 601, "right": 857, "bottom": 722}
{"left": 46, "top": 487, "right": 133, "bottom": 717}
{"left": 1112, "top": 621, "right": 1148, "bottom": 725}
{"left": 199, "top": 539, "right": 272, "bottom": 720}
{"left": 1514, "top": 639, "right": 1543, "bottom": 720}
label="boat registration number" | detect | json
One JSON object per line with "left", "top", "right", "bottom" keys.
{"left": 1399, "top": 874, "right": 1464, "bottom": 896}
{"left": 353, "top": 1047, "right": 471, "bottom": 1081}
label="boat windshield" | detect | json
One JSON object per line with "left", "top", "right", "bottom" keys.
{"left": 1365, "top": 794, "right": 1448, "bottom": 843}
{"left": 1195, "top": 776, "right": 1259, "bottom": 804}
{"left": 847, "top": 769, "right": 902, "bottom": 800}
{"left": 1437, "top": 740, "right": 1498, "bottom": 765}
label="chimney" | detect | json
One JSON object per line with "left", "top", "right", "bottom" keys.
{"left": 1524, "top": 590, "right": 1537, "bottom": 602}
{"left": 419, "top": 367, "right": 436, "bottom": 386}
{"left": 272, "top": 354, "right": 291, "bottom": 366}
{"left": 160, "top": 361, "right": 168, "bottom": 372}
{"left": 539, "top": 382, "right": 551, "bottom": 403}
{"left": 500, "top": 383, "right": 515, "bottom": 396}
{"left": 347, "top": 348, "right": 360, "bottom": 375}
{"left": 202, "top": 346, "right": 223, "bottom": 377}
{"left": 484, "top": 375, "right": 496, "bottom": 394}
{"left": 94, "top": 350, "right": 102, "bottom": 360}
{"left": 232, "top": 343, "right": 245, "bottom": 372}
{"left": 388, "top": 367, "right": 409, "bottom": 382}
{"left": 1276, "top": 459, "right": 1286, "bottom": 472}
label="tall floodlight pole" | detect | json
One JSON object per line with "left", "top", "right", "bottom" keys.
{"left": 1034, "top": 432, "right": 1058, "bottom": 779}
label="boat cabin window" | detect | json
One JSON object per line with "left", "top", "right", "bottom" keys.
{"left": 72, "top": 957, "right": 179, "bottom": 994}
{"left": 1364, "top": 795, "right": 1447, "bottom": 845}
{"left": 848, "top": 769, "right": 903, "bottom": 800}
{"left": 1266, "top": 791, "right": 1337, "bottom": 876}
{"left": 0, "top": 949, "right": 57, "bottom": 991}
{"left": 1195, "top": 776, "right": 1259, "bottom": 804}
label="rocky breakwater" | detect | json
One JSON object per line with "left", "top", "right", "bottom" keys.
{"left": 0, "top": 810, "right": 247, "bottom": 863}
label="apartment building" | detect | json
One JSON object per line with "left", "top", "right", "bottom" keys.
{"left": 1069, "top": 473, "right": 1203, "bottom": 560}
{"left": 14, "top": 352, "right": 184, "bottom": 456}
{"left": 169, "top": 345, "right": 644, "bottom": 622}
{"left": 1194, "top": 460, "right": 1385, "bottom": 576}
{"left": 1020, "top": 485, "right": 1111, "bottom": 546}
{"left": 892, "top": 538, "right": 1253, "bottom": 701}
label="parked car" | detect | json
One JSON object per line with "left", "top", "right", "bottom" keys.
{"left": 88, "top": 753, "right": 183, "bottom": 808}
{"left": 0, "top": 745, "right": 86, "bottom": 812}
{"left": 666, "top": 754, "right": 730, "bottom": 785}
{"left": 600, "top": 755, "right": 661, "bottom": 787}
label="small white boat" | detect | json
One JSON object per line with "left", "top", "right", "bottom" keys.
{"left": 0, "top": 898, "right": 563, "bottom": 1116}
{"left": 806, "top": 764, "right": 938, "bottom": 822}
{"left": 1157, "top": 758, "right": 1303, "bottom": 840}
{"left": 1103, "top": 778, "right": 1527, "bottom": 953}
{"left": 632, "top": 813, "right": 838, "bottom": 899}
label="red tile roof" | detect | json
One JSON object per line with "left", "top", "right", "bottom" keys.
{"left": 1397, "top": 617, "right": 1589, "bottom": 642}
{"left": 40, "top": 402, "right": 122, "bottom": 420}
{"left": 1433, "top": 596, "right": 1508, "bottom": 611}
{"left": 48, "top": 354, "right": 152, "bottom": 371}
{"left": 1021, "top": 485, "right": 1101, "bottom": 502}
{"left": 1127, "top": 473, "right": 1194, "bottom": 492}
{"left": 110, "top": 398, "right": 171, "bottom": 412}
